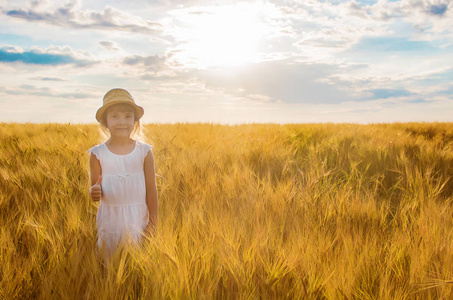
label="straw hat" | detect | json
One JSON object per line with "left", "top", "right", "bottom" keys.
{"left": 96, "top": 88, "right": 144, "bottom": 122}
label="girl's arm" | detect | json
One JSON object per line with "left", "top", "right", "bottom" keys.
{"left": 144, "top": 150, "right": 158, "bottom": 231}
{"left": 89, "top": 153, "right": 102, "bottom": 201}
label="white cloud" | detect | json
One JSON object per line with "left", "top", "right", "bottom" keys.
{"left": 370, "top": 0, "right": 452, "bottom": 35}
{"left": 99, "top": 40, "right": 120, "bottom": 51}
{"left": 0, "top": 45, "right": 24, "bottom": 53}
{"left": 5, "top": 0, "right": 163, "bottom": 35}
{"left": 32, "top": 76, "right": 67, "bottom": 81}
{"left": 123, "top": 54, "right": 167, "bottom": 70}
{"left": 0, "top": 84, "right": 93, "bottom": 98}
{"left": 276, "top": 1, "right": 389, "bottom": 60}
{"left": 0, "top": 44, "right": 96, "bottom": 66}
{"left": 186, "top": 60, "right": 355, "bottom": 104}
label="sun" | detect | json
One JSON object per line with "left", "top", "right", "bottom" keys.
{"left": 170, "top": 5, "right": 268, "bottom": 68}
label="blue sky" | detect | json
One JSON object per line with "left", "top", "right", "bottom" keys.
{"left": 0, "top": 0, "right": 452, "bottom": 123}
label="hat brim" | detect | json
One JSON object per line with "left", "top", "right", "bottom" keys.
{"left": 96, "top": 100, "right": 144, "bottom": 123}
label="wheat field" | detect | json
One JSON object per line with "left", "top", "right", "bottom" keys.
{"left": 1, "top": 122, "right": 453, "bottom": 299}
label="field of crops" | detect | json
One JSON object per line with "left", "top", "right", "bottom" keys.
{"left": 1, "top": 122, "right": 453, "bottom": 299}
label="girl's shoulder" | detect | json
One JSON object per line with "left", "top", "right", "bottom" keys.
{"left": 135, "top": 140, "right": 152, "bottom": 147}
{"left": 135, "top": 140, "right": 153, "bottom": 157}
{"left": 87, "top": 143, "right": 105, "bottom": 160}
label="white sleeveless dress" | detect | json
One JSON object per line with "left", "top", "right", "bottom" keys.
{"left": 87, "top": 141, "right": 151, "bottom": 257}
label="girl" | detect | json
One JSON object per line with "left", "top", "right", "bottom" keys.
{"left": 87, "top": 88, "right": 158, "bottom": 260}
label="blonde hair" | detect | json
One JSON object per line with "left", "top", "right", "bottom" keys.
{"left": 98, "top": 103, "right": 148, "bottom": 143}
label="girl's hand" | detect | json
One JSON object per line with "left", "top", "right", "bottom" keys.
{"left": 144, "top": 222, "right": 157, "bottom": 237}
{"left": 89, "top": 175, "right": 103, "bottom": 201}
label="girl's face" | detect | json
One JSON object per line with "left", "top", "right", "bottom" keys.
{"left": 105, "top": 104, "right": 136, "bottom": 138}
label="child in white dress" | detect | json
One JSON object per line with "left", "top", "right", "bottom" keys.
{"left": 88, "top": 88, "right": 158, "bottom": 260}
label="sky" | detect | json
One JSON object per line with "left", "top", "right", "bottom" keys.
{"left": 0, "top": 0, "right": 452, "bottom": 124}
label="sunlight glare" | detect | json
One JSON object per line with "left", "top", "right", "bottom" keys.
{"left": 172, "top": 5, "right": 268, "bottom": 68}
